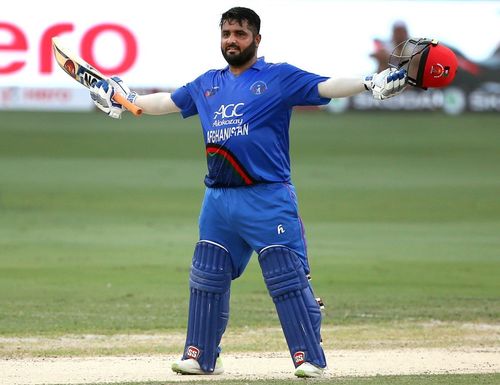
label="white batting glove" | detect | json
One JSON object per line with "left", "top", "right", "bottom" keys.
{"left": 90, "top": 76, "right": 137, "bottom": 119}
{"left": 363, "top": 68, "right": 407, "bottom": 100}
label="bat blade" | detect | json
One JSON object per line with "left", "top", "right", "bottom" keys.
{"left": 52, "top": 39, "right": 105, "bottom": 87}
{"left": 52, "top": 37, "right": 142, "bottom": 116}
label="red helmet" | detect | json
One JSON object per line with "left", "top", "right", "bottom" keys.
{"left": 389, "top": 38, "right": 458, "bottom": 89}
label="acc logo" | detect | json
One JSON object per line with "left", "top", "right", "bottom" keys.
{"left": 186, "top": 346, "right": 200, "bottom": 359}
{"left": 294, "top": 351, "right": 305, "bottom": 365}
{"left": 214, "top": 103, "right": 244, "bottom": 119}
{"left": 250, "top": 81, "right": 267, "bottom": 95}
{"left": 430, "top": 63, "right": 450, "bottom": 78}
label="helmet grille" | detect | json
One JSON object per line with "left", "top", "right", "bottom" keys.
{"left": 389, "top": 38, "right": 435, "bottom": 88}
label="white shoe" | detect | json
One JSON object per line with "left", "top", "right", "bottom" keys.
{"left": 171, "top": 357, "right": 224, "bottom": 375}
{"left": 294, "top": 362, "right": 324, "bottom": 378}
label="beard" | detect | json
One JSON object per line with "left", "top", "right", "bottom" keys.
{"left": 221, "top": 40, "right": 257, "bottom": 67}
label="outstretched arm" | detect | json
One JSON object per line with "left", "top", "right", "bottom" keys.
{"left": 318, "top": 68, "right": 407, "bottom": 100}
{"left": 133, "top": 93, "right": 181, "bottom": 115}
{"left": 318, "top": 77, "right": 365, "bottom": 98}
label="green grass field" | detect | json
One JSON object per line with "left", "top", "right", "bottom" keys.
{"left": 0, "top": 110, "right": 499, "bottom": 334}
{"left": 0, "top": 110, "right": 499, "bottom": 383}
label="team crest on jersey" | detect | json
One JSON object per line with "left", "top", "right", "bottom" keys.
{"left": 205, "top": 86, "right": 219, "bottom": 97}
{"left": 250, "top": 81, "right": 267, "bottom": 95}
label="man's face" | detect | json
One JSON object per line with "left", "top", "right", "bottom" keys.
{"left": 220, "top": 19, "right": 260, "bottom": 66}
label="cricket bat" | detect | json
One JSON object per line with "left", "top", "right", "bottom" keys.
{"left": 52, "top": 37, "right": 142, "bottom": 116}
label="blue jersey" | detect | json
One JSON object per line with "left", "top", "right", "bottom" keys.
{"left": 171, "top": 57, "right": 330, "bottom": 187}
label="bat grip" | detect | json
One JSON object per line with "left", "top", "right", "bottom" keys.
{"left": 112, "top": 93, "right": 143, "bottom": 116}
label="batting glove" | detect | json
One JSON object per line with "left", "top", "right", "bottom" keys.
{"left": 90, "top": 76, "right": 137, "bottom": 119}
{"left": 363, "top": 68, "right": 407, "bottom": 100}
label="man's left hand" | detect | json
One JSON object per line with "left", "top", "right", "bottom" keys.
{"left": 363, "top": 68, "right": 407, "bottom": 100}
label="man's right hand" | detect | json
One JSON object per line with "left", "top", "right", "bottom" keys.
{"left": 90, "top": 77, "right": 136, "bottom": 119}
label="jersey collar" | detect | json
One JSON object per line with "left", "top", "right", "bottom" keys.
{"left": 253, "top": 57, "right": 267, "bottom": 70}
{"left": 223, "top": 57, "right": 267, "bottom": 73}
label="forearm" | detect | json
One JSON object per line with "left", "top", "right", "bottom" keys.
{"left": 134, "top": 92, "right": 181, "bottom": 115}
{"left": 317, "top": 78, "right": 366, "bottom": 98}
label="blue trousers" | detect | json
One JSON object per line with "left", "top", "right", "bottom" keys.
{"left": 198, "top": 182, "right": 310, "bottom": 278}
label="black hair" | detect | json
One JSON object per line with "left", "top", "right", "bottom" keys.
{"left": 220, "top": 7, "right": 261, "bottom": 36}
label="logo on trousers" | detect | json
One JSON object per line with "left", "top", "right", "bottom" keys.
{"left": 186, "top": 346, "right": 200, "bottom": 359}
{"left": 294, "top": 351, "right": 305, "bottom": 365}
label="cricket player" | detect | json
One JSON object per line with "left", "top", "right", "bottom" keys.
{"left": 90, "top": 7, "right": 406, "bottom": 378}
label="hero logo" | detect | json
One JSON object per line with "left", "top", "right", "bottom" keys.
{"left": 0, "top": 22, "right": 137, "bottom": 75}
{"left": 186, "top": 346, "right": 200, "bottom": 360}
{"left": 214, "top": 103, "right": 244, "bottom": 119}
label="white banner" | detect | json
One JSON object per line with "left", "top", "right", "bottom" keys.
{"left": 1, "top": 0, "right": 499, "bottom": 89}
{"left": 0, "top": 87, "right": 93, "bottom": 111}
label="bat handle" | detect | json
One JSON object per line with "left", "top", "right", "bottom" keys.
{"left": 112, "top": 93, "right": 143, "bottom": 116}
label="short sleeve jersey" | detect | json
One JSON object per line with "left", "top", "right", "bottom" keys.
{"left": 171, "top": 57, "right": 330, "bottom": 187}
